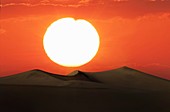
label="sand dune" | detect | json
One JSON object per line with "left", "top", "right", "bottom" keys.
{"left": 84, "top": 66, "right": 170, "bottom": 91}
{"left": 0, "top": 67, "right": 170, "bottom": 112}
{"left": 0, "top": 66, "right": 170, "bottom": 90}
{"left": 0, "top": 69, "right": 106, "bottom": 88}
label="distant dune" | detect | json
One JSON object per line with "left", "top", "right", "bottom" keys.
{"left": 0, "top": 66, "right": 170, "bottom": 112}
{"left": 84, "top": 66, "right": 170, "bottom": 91}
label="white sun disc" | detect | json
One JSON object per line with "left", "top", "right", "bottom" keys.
{"left": 43, "top": 17, "right": 100, "bottom": 67}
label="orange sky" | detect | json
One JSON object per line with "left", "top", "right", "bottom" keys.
{"left": 1, "top": 0, "right": 170, "bottom": 79}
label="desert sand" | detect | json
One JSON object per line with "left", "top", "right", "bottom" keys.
{"left": 0, "top": 67, "right": 170, "bottom": 112}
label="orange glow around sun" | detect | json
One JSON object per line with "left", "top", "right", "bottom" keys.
{"left": 1, "top": 0, "right": 170, "bottom": 80}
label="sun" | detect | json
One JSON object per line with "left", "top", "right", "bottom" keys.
{"left": 43, "top": 17, "right": 100, "bottom": 67}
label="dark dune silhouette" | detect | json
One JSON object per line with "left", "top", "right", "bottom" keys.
{"left": 0, "top": 69, "right": 107, "bottom": 88}
{"left": 84, "top": 66, "right": 170, "bottom": 91}
{"left": 0, "top": 66, "right": 170, "bottom": 112}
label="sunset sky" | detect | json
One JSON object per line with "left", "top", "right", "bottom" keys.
{"left": 1, "top": 0, "right": 170, "bottom": 79}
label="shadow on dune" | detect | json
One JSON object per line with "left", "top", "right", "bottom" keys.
{"left": 0, "top": 66, "right": 170, "bottom": 112}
